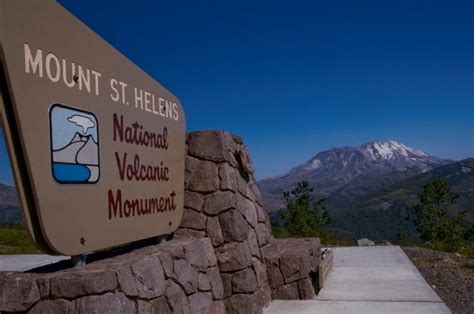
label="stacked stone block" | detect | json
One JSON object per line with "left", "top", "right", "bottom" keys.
{"left": 177, "top": 131, "right": 273, "bottom": 313}
{"left": 0, "top": 238, "right": 224, "bottom": 313}
{"left": 261, "top": 238, "right": 321, "bottom": 299}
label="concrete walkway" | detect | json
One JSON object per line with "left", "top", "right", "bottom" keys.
{"left": 264, "top": 246, "right": 451, "bottom": 314}
{"left": 0, "top": 255, "right": 69, "bottom": 272}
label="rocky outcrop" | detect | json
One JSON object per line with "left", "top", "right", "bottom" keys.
{"left": 0, "top": 130, "right": 321, "bottom": 313}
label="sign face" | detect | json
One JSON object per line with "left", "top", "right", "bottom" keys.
{"left": 0, "top": 1, "right": 186, "bottom": 255}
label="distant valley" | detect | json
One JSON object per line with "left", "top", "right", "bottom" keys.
{"left": 258, "top": 140, "right": 473, "bottom": 241}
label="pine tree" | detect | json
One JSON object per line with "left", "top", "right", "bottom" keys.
{"left": 281, "top": 181, "right": 331, "bottom": 238}
{"left": 409, "top": 178, "right": 464, "bottom": 249}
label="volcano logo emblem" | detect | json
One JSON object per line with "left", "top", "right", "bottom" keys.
{"left": 50, "top": 104, "right": 100, "bottom": 184}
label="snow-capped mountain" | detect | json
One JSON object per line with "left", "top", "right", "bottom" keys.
{"left": 359, "top": 140, "right": 429, "bottom": 162}
{"left": 302, "top": 140, "right": 443, "bottom": 174}
{"left": 258, "top": 140, "right": 451, "bottom": 212}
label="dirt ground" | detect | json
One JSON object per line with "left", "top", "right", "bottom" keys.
{"left": 403, "top": 247, "right": 474, "bottom": 314}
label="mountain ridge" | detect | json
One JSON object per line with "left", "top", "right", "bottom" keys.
{"left": 258, "top": 140, "right": 451, "bottom": 212}
{"left": 335, "top": 158, "right": 474, "bottom": 240}
{"left": 265, "top": 139, "right": 449, "bottom": 180}
{"left": 0, "top": 183, "right": 17, "bottom": 205}
{"left": 257, "top": 140, "right": 472, "bottom": 241}
{"left": 0, "top": 183, "right": 21, "bottom": 224}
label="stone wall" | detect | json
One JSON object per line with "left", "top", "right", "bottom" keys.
{"left": 0, "top": 238, "right": 224, "bottom": 313}
{"left": 177, "top": 131, "right": 321, "bottom": 313}
{"left": 0, "top": 130, "right": 321, "bottom": 314}
{"left": 261, "top": 238, "right": 320, "bottom": 299}
{"left": 177, "top": 131, "right": 273, "bottom": 313}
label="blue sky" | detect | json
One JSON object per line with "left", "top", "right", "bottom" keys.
{"left": 50, "top": 106, "right": 98, "bottom": 151}
{"left": 1, "top": 0, "right": 473, "bottom": 184}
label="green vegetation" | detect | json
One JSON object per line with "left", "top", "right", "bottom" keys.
{"left": 457, "top": 245, "right": 474, "bottom": 259}
{"left": 462, "top": 262, "right": 474, "bottom": 270}
{"left": 272, "top": 181, "right": 350, "bottom": 245}
{"left": 395, "top": 229, "right": 409, "bottom": 246}
{"left": 281, "top": 181, "right": 331, "bottom": 237}
{"left": 0, "top": 224, "right": 39, "bottom": 254}
{"left": 406, "top": 178, "right": 473, "bottom": 253}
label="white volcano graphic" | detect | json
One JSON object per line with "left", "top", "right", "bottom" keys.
{"left": 50, "top": 105, "right": 100, "bottom": 184}
{"left": 53, "top": 133, "right": 98, "bottom": 164}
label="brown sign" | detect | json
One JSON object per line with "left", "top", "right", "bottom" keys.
{"left": 0, "top": 1, "right": 186, "bottom": 255}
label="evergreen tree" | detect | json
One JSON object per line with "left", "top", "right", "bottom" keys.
{"left": 281, "top": 181, "right": 331, "bottom": 238}
{"left": 409, "top": 178, "right": 464, "bottom": 249}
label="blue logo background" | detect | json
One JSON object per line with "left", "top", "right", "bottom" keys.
{"left": 50, "top": 104, "right": 100, "bottom": 184}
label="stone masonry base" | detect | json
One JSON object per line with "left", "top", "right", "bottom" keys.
{"left": 0, "top": 131, "right": 321, "bottom": 313}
